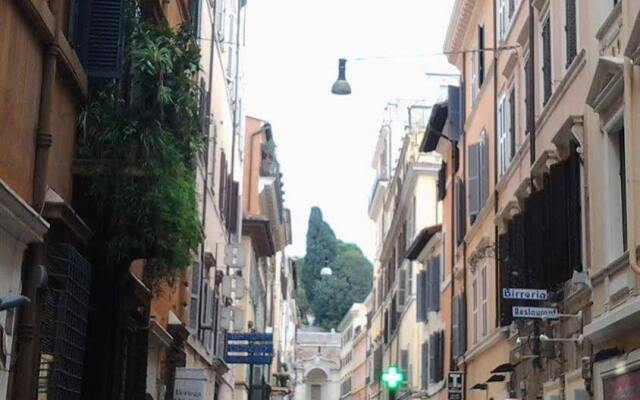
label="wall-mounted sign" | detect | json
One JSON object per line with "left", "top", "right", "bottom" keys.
{"left": 447, "top": 372, "right": 464, "bottom": 400}
{"left": 512, "top": 306, "right": 558, "bottom": 319}
{"left": 224, "top": 244, "right": 246, "bottom": 268}
{"left": 174, "top": 368, "right": 206, "bottom": 400}
{"left": 502, "top": 288, "right": 549, "bottom": 301}
{"left": 225, "top": 332, "right": 274, "bottom": 365}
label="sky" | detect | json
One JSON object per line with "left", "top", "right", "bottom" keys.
{"left": 244, "top": 0, "right": 456, "bottom": 261}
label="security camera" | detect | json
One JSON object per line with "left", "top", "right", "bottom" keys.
{"left": 0, "top": 294, "right": 30, "bottom": 312}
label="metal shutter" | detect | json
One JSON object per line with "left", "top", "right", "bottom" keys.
{"left": 80, "top": 0, "right": 125, "bottom": 78}
{"left": 542, "top": 17, "right": 553, "bottom": 104}
{"left": 468, "top": 143, "right": 480, "bottom": 221}
{"left": 565, "top": 0, "right": 577, "bottom": 67}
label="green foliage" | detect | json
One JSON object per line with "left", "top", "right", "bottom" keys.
{"left": 82, "top": 21, "right": 203, "bottom": 284}
{"left": 299, "top": 207, "right": 373, "bottom": 329}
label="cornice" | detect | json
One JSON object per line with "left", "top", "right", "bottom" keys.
{"left": 444, "top": 0, "right": 477, "bottom": 64}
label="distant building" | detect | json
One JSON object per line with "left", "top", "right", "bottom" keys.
{"left": 294, "top": 330, "right": 342, "bottom": 400}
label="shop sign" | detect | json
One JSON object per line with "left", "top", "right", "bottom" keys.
{"left": 174, "top": 368, "right": 206, "bottom": 400}
{"left": 512, "top": 306, "right": 558, "bottom": 319}
{"left": 502, "top": 288, "right": 549, "bottom": 301}
{"left": 447, "top": 372, "right": 464, "bottom": 400}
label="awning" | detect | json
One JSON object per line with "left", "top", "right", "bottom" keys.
{"left": 406, "top": 224, "right": 442, "bottom": 260}
{"left": 420, "top": 101, "right": 448, "bottom": 152}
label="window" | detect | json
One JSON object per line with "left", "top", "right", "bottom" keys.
{"left": 606, "top": 127, "right": 628, "bottom": 258}
{"left": 481, "top": 266, "right": 488, "bottom": 337}
{"left": 455, "top": 178, "right": 466, "bottom": 245}
{"left": 472, "top": 264, "right": 488, "bottom": 343}
{"left": 189, "top": 261, "right": 202, "bottom": 332}
{"left": 472, "top": 275, "right": 478, "bottom": 344}
{"left": 499, "top": 0, "right": 521, "bottom": 40}
{"left": 498, "top": 86, "right": 516, "bottom": 176}
{"left": 541, "top": 15, "right": 553, "bottom": 104}
{"left": 472, "top": 25, "right": 486, "bottom": 102}
{"left": 468, "top": 132, "right": 489, "bottom": 223}
{"left": 565, "top": 0, "right": 577, "bottom": 67}
{"left": 524, "top": 53, "right": 533, "bottom": 135}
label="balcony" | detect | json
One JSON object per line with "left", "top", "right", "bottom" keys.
{"left": 368, "top": 175, "right": 389, "bottom": 216}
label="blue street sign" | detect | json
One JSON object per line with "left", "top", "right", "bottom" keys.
{"left": 226, "top": 333, "right": 273, "bottom": 341}
{"left": 224, "top": 355, "right": 273, "bottom": 365}
{"left": 224, "top": 332, "right": 274, "bottom": 365}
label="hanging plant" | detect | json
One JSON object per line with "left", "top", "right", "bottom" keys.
{"left": 82, "top": 20, "right": 203, "bottom": 284}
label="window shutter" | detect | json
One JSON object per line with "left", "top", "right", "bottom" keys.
{"left": 468, "top": 143, "right": 480, "bottom": 221}
{"left": 448, "top": 86, "right": 461, "bottom": 141}
{"left": 550, "top": 162, "right": 570, "bottom": 286}
{"left": 437, "top": 331, "right": 444, "bottom": 382}
{"left": 189, "top": 0, "right": 201, "bottom": 38}
{"left": 80, "top": 0, "right": 126, "bottom": 78}
{"left": 432, "top": 258, "right": 441, "bottom": 312}
{"left": 219, "top": 151, "right": 227, "bottom": 211}
{"left": 456, "top": 179, "right": 466, "bottom": 245}
{"left": 567, "top": 147, "right": 582, "bottom": 272}
{"left": 437, "top": 162, "right": 447, "bottom": 201}
{"left": 400, "top": 349, "right": 409, "bottom": 384}
{"left": 459, "top": 295, "right": 467, "bottom": 355}
{"left": 480, "top": 134, "right": 489, "bottom": 205}
{"left": 478, "top": 25, "right": 485, "bottom": 87}
{"left": 509, "top": 88, "right": 516, "bottom": 159}
{"left": 417, "top": 271, "right": 426, "bottom": 322}
{"left": 565, "top": 0, "right": 577, "bottom": 67}
{"left": 542, "top": 17, "right": 553, "bottom": 104}
{"left": 429, "top": 334, "right": 437, "bottom": 383}
{"left": 452, "top": 296, "right": 460, "bottom": 358}
{"left": 421, "top": 342, "right": 429, "bottom": 389}
{"left": 525, "top": 57, "right": 533, "bottom": 135}
{"left": 398, "top": 268, "right": 407, "bottom": 310}
{"left": 189, "top": 261, "right": 202, "bottom": 331}
{"left": 228, "top": 180, "right": 239, "bottom": 233}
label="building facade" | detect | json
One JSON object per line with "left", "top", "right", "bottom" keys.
{"left": 366, "top": 98, "right": 443, "bottom": 400}
{"left": 419, "top": 1, "right": 640, "bottom": 400}
{"left": 338, "top": 303, "right": 367, "bottom": 400}
{"left": 293, "top": 330, "right": 342, "bottom": 400}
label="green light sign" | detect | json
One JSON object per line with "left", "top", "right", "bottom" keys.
{"left": 382, "top": 366, "right": 404, "bottom": 391}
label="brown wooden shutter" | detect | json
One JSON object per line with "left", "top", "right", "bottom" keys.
{"left": 565, "top": 0, "right": 577, "bottom": 67}
{"left": 542, "top": 17, "right": 552, "bottom": 104}
{"left": 468, "top": 143, "right": 480, "bottom": 222}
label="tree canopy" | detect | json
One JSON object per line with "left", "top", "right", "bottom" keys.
{"left": 297, "top": 207, "right": 372, "bottom": 329}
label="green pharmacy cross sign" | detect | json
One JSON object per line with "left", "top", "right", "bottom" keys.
{"left": 382, "top": 366, "right": 405, "bottom": 392}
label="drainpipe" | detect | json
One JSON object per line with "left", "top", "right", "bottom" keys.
{"left": 623, "top": 58, "right": 639, "bottom": 275}
{"left": 13, "top": 45, "right": 59, "bottom": 400}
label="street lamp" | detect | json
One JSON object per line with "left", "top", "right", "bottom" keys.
{"left": 0, "top": 294, "right": 30, "bottom": 312}
{"left": 331, "top": 58, "right": 352, "bottom": 95}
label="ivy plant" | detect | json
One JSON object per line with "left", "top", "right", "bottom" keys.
{"left": 82, "top": 21, "right": 204, "bottom": 284}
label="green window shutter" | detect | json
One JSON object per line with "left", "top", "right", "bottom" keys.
{"left": 81, "top": 0, "right": 126, "bottom": 78}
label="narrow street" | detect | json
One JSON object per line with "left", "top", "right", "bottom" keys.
{"left": 0, "top": 1, "right": 639, "bottom": 400}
